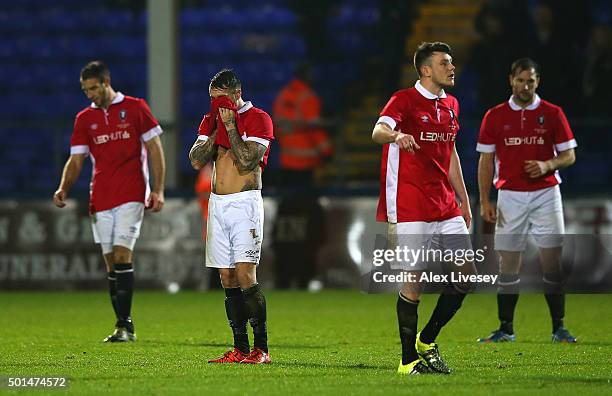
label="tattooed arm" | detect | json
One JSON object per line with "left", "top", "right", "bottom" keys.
{"left": 189, "top": 129, "right": 218, "bottom": 169}
{"left": 219, "top": 108, "right": 266, "bottom": 172}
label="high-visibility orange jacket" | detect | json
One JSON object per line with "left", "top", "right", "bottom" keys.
{"left": 273, "top": 79, "right": 332, "bottom": 170}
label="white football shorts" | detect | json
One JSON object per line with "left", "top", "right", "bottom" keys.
{"left": 388, "top": 215, "right": 472, "bottom": 271}
{"left": 91, "top": 201, "right": 144, "bottom": 254}
{"left": 206, "top": 190, "right": 264, "bottom": 268}
{"left": 495, "top": 185, "right": 564, "bottom": 251}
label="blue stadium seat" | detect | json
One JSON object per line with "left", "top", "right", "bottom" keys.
{"left": 56, "top": 36, "right": 97, "bottom": 59}
{"left": 243, "top": 7, "right": 297, "bottom": 29}
{"left": 331, "top": 32, "right": 375, "bottom": 55}
{"left": 0, "top": 39, "right": 18, "bottom": 57}
{"left": 248, "top": 91, "right": 275, "bottom": 113}
{"left": 278, "top": 34, "right": 306, "bottom": 56}
{"left": 181, "top": 63, "right": 220, "bottom": 86}
{"left": 16, "top": 36, "right": 61, "bottom": 59}
{"left": 328, "top": 4, "right": 380, "bottom": 29}
{"left": 111, "top": 63, "right": 147, "bottom": 93}
{"left": 38, "top": 9, "right": 81, "bottom": 31}
{"left": 182, "top": 33, "right": 242, "bottom": 57}
{"left": 183, "top": 91, "right": 209, "bottom": 117}
{"left": 86, "top": 36, "right": 146, "bottom": 59}
{"left": 0, "top": 177, "right": 16, "bottom": 193}
{"left": 0, "top": 11, "right": 33, "bottom": 33}
{"left": 181, "top": 8, "right": 247, "bottom": 30}
{"left": 232, "top": 61, "right": 293, "bottom": 89}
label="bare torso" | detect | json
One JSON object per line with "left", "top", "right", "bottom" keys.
{"left": 213, "top": 146, "right": 261, "bottom": 194}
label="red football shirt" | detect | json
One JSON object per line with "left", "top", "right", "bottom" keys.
{"left": 197, "top": 101, "right": 274, "bottom": 168}
{"left": 70, "top": 92, "right": 162, "bottom": 213}
{"left": 476, "top": 95, "right": 577, "bottom": 191}
{"left": 376, "top": 81, "right": 462, "bottom": 223}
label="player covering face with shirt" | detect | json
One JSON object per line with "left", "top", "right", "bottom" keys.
{"left": 189, "top": 69, "right": 274, "bottom": 364}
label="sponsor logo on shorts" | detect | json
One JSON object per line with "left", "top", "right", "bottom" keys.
{"left": 244, "top": 249, "right": 260, "bottom": 259}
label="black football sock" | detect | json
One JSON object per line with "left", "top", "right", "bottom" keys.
{"left": 114, "top": 263, "right": 134, "bottom": 329}
{"left": 544, "top": 294, "right": 565, "bottom": 332}
{"left": 224, "top": 287, "right": 250, "bottom": 354}
{"left": 242, "top": 284, "right": 268, "bottom": 353}
{"left": 497, "top": 273, "right": 520, "bottom": 334}
{"left": 497, "top": 294, "right": 518, "bottom": 334}
{"left": 543, "top": 272, "right": 566, "bottom": 333}
{"left": 397, "top": 293, "right": 419, "bottom": 365}
{"left": 419, "top": 288, "right": 467, "bottom": 344}
{"left": 107, "top": 271, "right": 119, "bottom": 319}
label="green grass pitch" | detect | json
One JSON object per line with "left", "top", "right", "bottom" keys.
{"left": 1, "top": 291, "right": 611, "bottom": 395}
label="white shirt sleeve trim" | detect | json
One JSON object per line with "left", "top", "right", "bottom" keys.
{"left": 70, "top": 145, "right": 89, "bottom": 155}
{"left": 376, "top": 116, "right": 397, "bottom": 131}
{"left": 140, "top": 125, "right": 163, "bottom": 142}
{"left": 476, "top": 143, "right": 496, "bottom": 153}
{"left": 554, "top": 139, "right": 577, "bottom": 152}
{"left": 245, "top": 136, "right": 270, "bottom": 148}
{"left": 197, "top": 135, "right": 209, "bottom": 142}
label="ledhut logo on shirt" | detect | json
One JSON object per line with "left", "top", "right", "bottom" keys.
{"left": 119, "top": 109, "right": 127, "bottom": 120}
{"left": 538, "top": 115, "right": 545, "bottom": 125}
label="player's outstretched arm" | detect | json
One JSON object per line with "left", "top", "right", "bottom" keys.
{"left": 449, "top": 146, "right": 471, "bottom": 228}
{"left": 146, "top": 135, "right": 166, "bottom": 212}
{"left": 219, "top": 108, "right": 265, "bottom": 172}
{"left": 53, "top": 154, "right": 86, "bottom": 208}
{"left": 478, "top": 152, "right": 496, "bottom": 223}
{"left": 189, "top": 130, "right": 218, "bottom": 170}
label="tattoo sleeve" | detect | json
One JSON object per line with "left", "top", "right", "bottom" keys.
{"left": 225, "top": 120, "right": 266, "bottom": 172}
{"left": 189, "top": 132, "right": 217, "bottom": 167}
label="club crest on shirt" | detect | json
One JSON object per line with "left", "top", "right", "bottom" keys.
{"left": 449, "top": 109, "right": 455, "bottom": 120}
{"left": 119, "top": 109, "right": 127, "bottom": 120}
{"left": 538, "top": 115, "right": 545, "bottom": 125}
{"left": 420, "top": 115, "right": 429, "bottom": 123}
{"left": 90, "top": 123, "right": 98, "bottom": 130}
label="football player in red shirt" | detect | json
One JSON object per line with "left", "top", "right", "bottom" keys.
{"left": 189, "top": 69, "right": 274, "bottom": 364}
{"left": 372, "top": 42, "right": 477, "bottom": 375}
{"left": 476, "top": 58, "right": 577, "bottom": 343}
{"left": 53, "top": 61, "right": 166, "bottom": 342}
